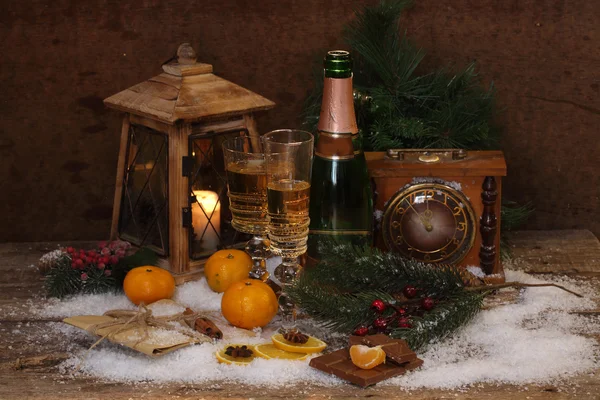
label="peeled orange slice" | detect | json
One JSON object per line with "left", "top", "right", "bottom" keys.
{"left": 215, "top": 344, "right": 258, "bottom": 365}
{"left": 349, "top": 344, "right": 386, "bottom": 370}
{"left": 254, "top": 343, "right": 308, "bottom": 360}
{"left": 271, "top": 334, "right": 327, "bottom": 354}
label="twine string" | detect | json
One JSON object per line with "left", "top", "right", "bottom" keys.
{"left": 76, "top": 304, "right": 210, "bottom": 370}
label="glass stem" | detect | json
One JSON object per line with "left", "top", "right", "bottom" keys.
{"left": 245, "top": 235, "right": 271, "bottom": 281}
{"left": 275, "top": 257, "right": 300, "bottom": 333}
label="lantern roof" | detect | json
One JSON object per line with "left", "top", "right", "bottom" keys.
{"left": 104, "top": 44, "right": 275, "bottom": 124}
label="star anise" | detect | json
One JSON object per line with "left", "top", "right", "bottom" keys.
{"left": 225, "top": 345, "right": 253, "bottom": 358}
{"left": 283, "top": 331, "right": 309, "bottom": 344}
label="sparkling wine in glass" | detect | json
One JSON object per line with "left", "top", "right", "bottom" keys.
{"left": 263, "top": 129, "right": 314, "bottom": 332}
{"left": 223, "top": 136, "right": 270, "bottom": 280}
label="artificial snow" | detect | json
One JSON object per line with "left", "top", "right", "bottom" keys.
{"left": 35, "top": 268, "right": 599, "bottom": 389}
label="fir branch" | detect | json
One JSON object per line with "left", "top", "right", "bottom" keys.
{"left": 306, "top": 240, "right": 466, "bottom": 297}
{"left": 303, "top": 0, "right": 500, "bottom": 152}
{"left": 44, "top": 254, "right": 81, "bottom": 298}
{"left": 389, "top": 292, "right": 484, "bottom": 351}
{"left": 82, "top": 267, "right": 117, "bottom": 295}
{"left": 501, "top": 200, "right": 535, "bottom": 231}
{"left": 289, "top": 282, "right": 392, "bottom": 332}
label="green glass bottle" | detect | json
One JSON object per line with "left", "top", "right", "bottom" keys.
{"left": 308, "top": 50, "right": 373, "bottom": 260}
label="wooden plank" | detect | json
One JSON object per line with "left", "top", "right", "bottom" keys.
{"left": 366, "top": 151, "right": 507, "bottom": 177}
{"left": 0, "top": 232, "right": 598, "bottom": 399}
{"left": 243, "top": 113, "right": 262, "bottom": 152}
{"left": 162, "top": 62, "right": 213, "bottom": 77}
{"left": 128, "top": 80, "right": 179, "bottom": 101}
{"left": 167, "top": 124, "right": 189, "bottom": 275}
{"left": 109, "top": 116, "right": 130, "bottom": 240}
{"left": 189, "top": 117, "right": 245, "bottom": 135}
{"left": 104, "top": 88, "right": 177, "bottom": 123}
{"left": 505, "top": 230, "right": 600, "bottom": 275}
{"left": 148, "top": 73, "right": 183, "bottom": 90}
{"left": 175, "top": 73, "right": 275, "bottom": 120}
{"left": 129, "top": 114, "right": 173, "bottom": 133}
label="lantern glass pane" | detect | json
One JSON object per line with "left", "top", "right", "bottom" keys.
{"left": 189, "top": 129, "right": 250, "bottom": 260}
{"left": 119, "top": 125, "right": 169, "bottom": 255}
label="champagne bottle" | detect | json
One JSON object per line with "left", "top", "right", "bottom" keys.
{"left": 308, "top": 50, "right": 373, "bottom": 260}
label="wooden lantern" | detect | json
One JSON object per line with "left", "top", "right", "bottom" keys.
{"left": 104, "top": 43, "right": 275, "bottom": 283}
{"left": 366, "top": 149, "right": 507, "bottom": 281}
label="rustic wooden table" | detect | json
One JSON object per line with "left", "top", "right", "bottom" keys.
{"left": 1, "top": 230, "right": 599, "bottom": 400}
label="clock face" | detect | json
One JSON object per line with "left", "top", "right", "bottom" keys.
{"left": 382, "top": 183, "right": 476, "bottom": 264}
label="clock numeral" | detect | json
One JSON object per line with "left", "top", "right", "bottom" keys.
{"left": 453, "top": 206, "right": 462, "bottom": 216}
{"left": 443, "top": 193, "right": 449, "bottom": 205}
{"left": 408, "top": 192, "right": 416, "bottom": 204}
{"left": 452, "top": 237, "right": 461, "bottom": 245}
{"left": 391, "top": 221, "right": 401, "bottom": 229}
{"left": 395, "top": 206, "right": 405, "bottom": 216}
{"left": 394, "top": 235, "right": 403, "bottom": 245}
{"left": 424, "top": 190, "right": 435, "bottom": 199}
{"left": 440, "top": 250, "right": 448, "bottom": 258}
{"left": 423, "top": 254, "right": 431, "bottom": 261}
{"left": 457, "top": 222, "right": 466, "bottom": 231}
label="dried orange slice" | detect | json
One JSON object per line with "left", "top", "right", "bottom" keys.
{"left": 215, "top": 344, "right": 258, "bottom": 365}
{"left": 254, "top": 343, "right": 308, "bottom": 360}
{"left": 271, "top": 333, "right": 327, "bottom": 354}
{"left": 349, "top": 344, "right": 386, "bottom": 370}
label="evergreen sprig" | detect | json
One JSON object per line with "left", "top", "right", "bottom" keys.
{"left": 389, "top": 292, "right": 484, "bottom": 350}
{"left": 303, "top": 0, "right": 499, "bottom": 151}
{"left": 290, "top": 241, "right": 486, "bottom": 350}
{"left": 306, "top": 239, "right": 465, "bottom": 296}
{"left": 44, "top": 254, "right": 82, "bottom": 298}
{"left": 43, "top": 245, "right": 159, "bottom": 298}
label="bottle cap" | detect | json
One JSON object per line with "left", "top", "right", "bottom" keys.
{"left": 324, "top": 50, "right": 352, "bottom": 78}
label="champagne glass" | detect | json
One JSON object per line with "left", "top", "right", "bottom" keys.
{"left": 262, "top": 129, "right": 314, "bottom": 332}
{"left": 222, "top": 136, "right": 270, "bottom": 281}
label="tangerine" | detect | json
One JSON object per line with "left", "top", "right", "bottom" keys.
{"left": 204, "top": 249, "right": 252, "bottom": 293}
{"left": 349, "top": 344, "right": 386, "bottom": 370}
{"left": 123, "top": 266, "right": 175, "bottom": 305}
{"left": 221, "top": 279, "right": 278, "bottom": 329}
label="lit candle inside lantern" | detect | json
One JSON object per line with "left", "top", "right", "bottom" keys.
{"left": 192, "top": 190, "right": 221, "bottom": 251}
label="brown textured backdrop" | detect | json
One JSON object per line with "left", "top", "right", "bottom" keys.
{"left": 0, "top": 0, "right": 598, "bottom": 242}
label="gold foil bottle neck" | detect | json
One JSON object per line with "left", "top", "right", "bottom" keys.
{"left": 317, "top": 77, "right": 358, "bottom": 135}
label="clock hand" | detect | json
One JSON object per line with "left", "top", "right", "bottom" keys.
{"left": 405, "top": 200, "right": 433, "bottom": 231}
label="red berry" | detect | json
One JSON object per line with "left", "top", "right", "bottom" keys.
{"left": 67, "top": 247, "right": 75, "bottom": 253}
{"left": 75, "top": 258, "right": 84, "bottom": 267}
{"left": 398, "top": 317, "right": 412, "bottom": 328}
{"left": 80, "top": 273, "right": 88, "bottom": 281}
{"left": 403, "top": 285, "right": 418, "bottom": 299}
{"left": 98, "top": 241, "right": 107, "bottom": 249}
{"left": 421, "top": 297, "right": 435, "bottom": 311}
{"left": 85, "top": 256, "right": 94, "bottom": 264}
{"left": 110, "top": 255, "right": 119, "bottom": 265}
{"left": 370, "top": 299, "right": 386, "bottom": 314}
{"left": 372, "top": 317, "right": 388, "bottom": 332}
{"left": 353, "top": 325, "right": 369, "bottom": 336}
{"left": 104, "top": 269, "right": 112, "bottom": 277}
{"left": 71, "top": 262, "right": 77, "bottom": 269}
{"left": 97, "top": 263, "right": 106, "bottom": 270}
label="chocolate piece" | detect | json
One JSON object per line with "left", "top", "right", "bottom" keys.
{"left": 309, "top": 348, "right": 423, "bottom": 388}
{"left": 349, "top": 334, "right": 417, "bottom": 366}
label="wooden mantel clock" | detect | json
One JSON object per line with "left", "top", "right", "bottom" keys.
{"left": 366, "top": 149, "right": 507, "bottom": 281}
